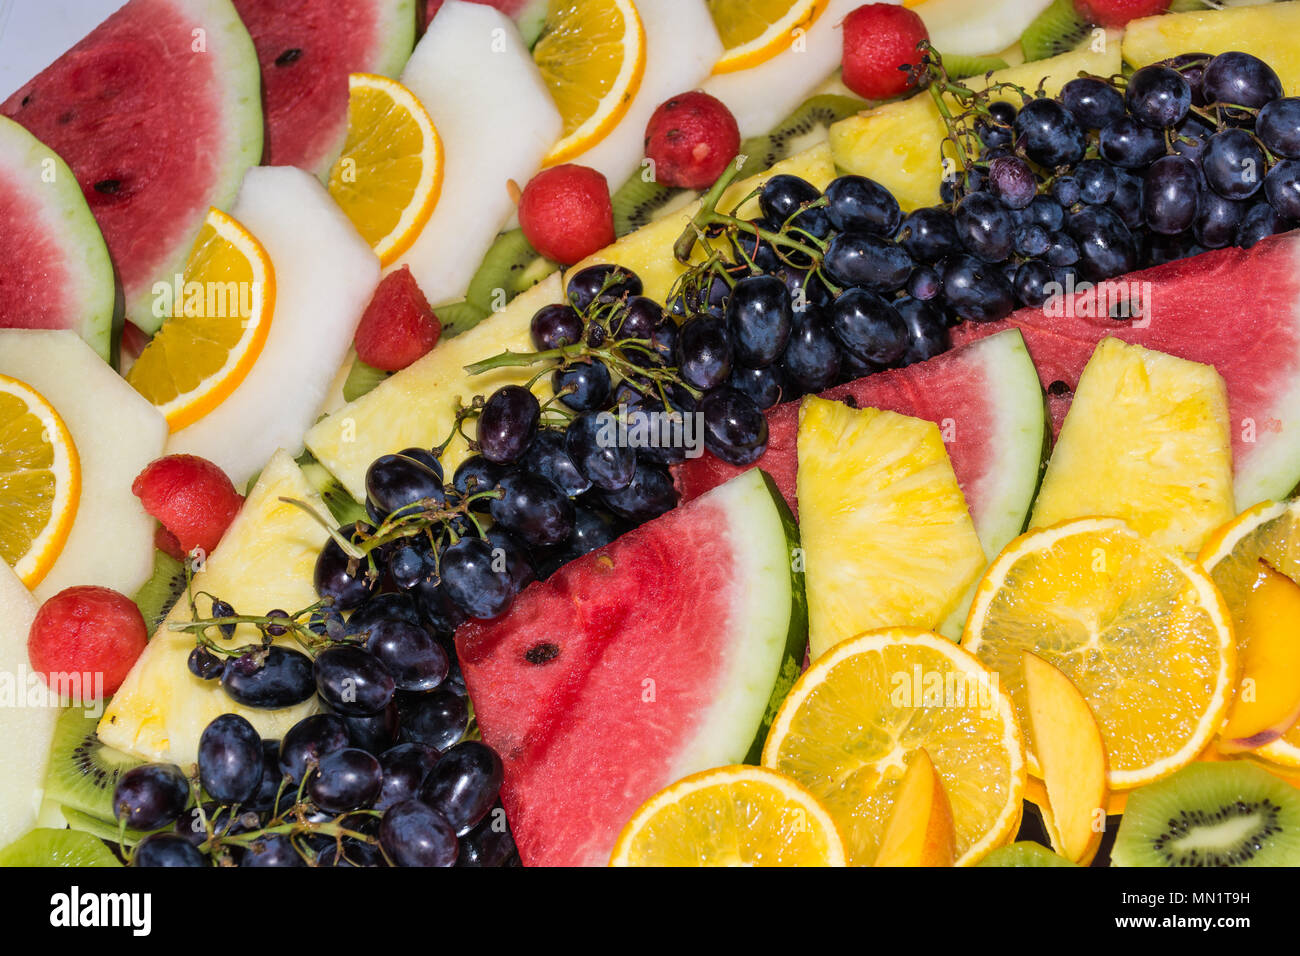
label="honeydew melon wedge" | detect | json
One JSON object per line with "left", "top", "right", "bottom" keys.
{"left": 0, "top": 330, "right": 166, "bottom": 601}
{"left": 395, "top": 0, "right": 562, "bottom": 307}
{"left": 98, "top": 450, "right": 327, "bottom": 764}
{"left": 915, "top": 0, "right": 1056, "bottom": 58}
{"left": 703, "top": 0, "right": 860, "bottom": 139}
{"left": 0, "top": 560, "right": 59, "bottom": 849}
{"left": 165, "top": 166, "right": 380, "bottom": 488}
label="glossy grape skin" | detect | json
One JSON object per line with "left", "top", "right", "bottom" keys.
{"left": 245, "top": 740, "right": 287, "bottom": 813}
{"left": 477, "top": 385, "right": 541, "bottom": 464}
{"left": 133, "top": 833, "right": 208, "bottom": 867}
{"left": 240, "top": 833, "right": 305, "bottom": 867}
{"left": 1060, "top": 76, "right": 1125, "bottom": 129}
{"left": 174, "top": 803, "right": 255, "bottom": 846}
{"left": 1051, "top": 175, "right": 1081, "bottom": 208}
{"left": 399, "top": 688, "right": 469, "bottom": 751}
{"left": 439, "top": 535, "right": 516, "bottom": 619}
{"left": 365, "top": 453, "right": 445, "bottom": 521}
{"left": 822, "top": 232, "right": 914, "bottom": 291}
{"left": 530, "top": 303, "right": 583, "bottom": 350}
{"left": 1075, "top": 159, "right": 1117, "bottom": 206}
{"left": 1126, "top": 65, "right": 1192, "bottom": 129}
{"left": 279, "top": 714, "right": 350, "bottom": 784}
{"left": 726, "top": 275, "right": 793, "bottom": 368}
{"left": 675, "top": 317, "right": 733, "bottom": 390}
{"left": 1014, "top": 223, "right": 1051, "bottom": 258}
{"left": 553, "top": 360, "right": 612, "bottom": 412}
{"left": 366, "top": 619, "right": 449, "bottom": 692}
{"left": 1257, "top": 97, "right": 1300, "bottom": 159}
{"left": 941, "top": 255, "right": 1015, "bottom": 323}
{"left": 113, "top": 763, "right": 190, "bottom": 829}
{"left": 1069, "top": 205, "right": 1139, "bottom": 281}
{"left": 1237, "top": 199, "right": 1291, "bottom": 248}
{"left": 521, "top": 428, "right": 589, "bottom": 497}
{"left": 1170, "top": 114, "right": 1214, "bottom": 166}
{"left": 825, "top": 174, "right": 901, "bottom": 236}
{"left": 307, "top": 748, "right": 383, "bottom": 813}
{"left": 906, "top": 264, "right": 942, "bottom": 301}
{"left": 1099, "top": 117, "right": 1166, "bottom": 169}
{"left": 1161, "top": 52, "right": 1212, "bottom": 106}
{"left": 609, "top": 296, "right": 663, "bottom": 342}
{"left": 1142, "top": 155, "right": 1201, "bottom": 236}
{"left": 1045, "top": 231, "right": 1080, "bottom": 267}
{"left": 1203, "top": 129, "right": 1266, "bottom": 200}
{"left": 197, "top": 713, "right": 264, "bottom": 804}
{"left": 222, "top": 646, "right": 317, "bottom": 709}
{"left": 563, "top": 505, "right": 622, "bottom": 560}
{"left": 987, "top": 155, "right": 1037, "bottom": 210}
{"left": 699, "top": 386, "right": 769, "bottom": 466}
{"left": 1013, "top": 259, "right": 1056, "bottom": 308}
{"left": 1019, "top": 195, "right": 1065, "bottom": 232}
{"left": 380, "top": 799, "right": 458, "bottom": 866}
{"left": 395, "top": 448, "right": 444, "bottom": 482}
{"left": 187, "top": 646, "right": 225, "bottom": 681}
{"left": 1265, "top": 159, "right": 1300, "bottom": 221}
{"left": 1194, "top": 191, "right": 1246, "bottom": 248}
{"left": 565, "top": 411, "right": 637, "bottom": 491}
{"left": 599, "top": 460, "right": 679, "bottom": 523}
{"left": 954, "top": 192, "right": 1015, "bottom": 263}
{"left": 1111, "top": 169, "right": 1146, "bottom": 230}
{"left": 895, "top": 297, "right": 951, "bottom": 364}
{"left": 342, "top": 702, "right": 401, "bottom": 755}
{"left": 346, "top": 592, "right": 421, "bottom": 638}
{"left": 418, "top": 741, "right": 505, "bottom": 836}
{"left": 452, "top": 455, "right": 510, "bottom": 512}
{"left": 566, "top": 264, "right": 642, "bottom": 311}
{"left": 1201, "top": 51, "right": 1282, "bottom": 116}
{"left": 489, "top": 472, "right": 575, "bottom": 547}
{"left": 375, "top": 742, "right": 440, "bottom": 811}
{"left": 758, "top": 174, "right": 827, "bottom": 238}
{"left": 781, "top": 309, "right": 841, "bottom": 392}
{"left": 313, "top": 521, "right": 379, "bottom": 610}
{"left": 457, "top": 808, "right": 518, "bottom": 867}
{"left": 1014, "top": 98, "right": 1085, "bottom": 167}
{"left": 897, "top": 207, "right": 962, "bottom": 263}
{"left": 829, "top": 288, "right": 907, "bottom": 365}
{"left": 315, "top": 838, "right": 386, "bottom": 868}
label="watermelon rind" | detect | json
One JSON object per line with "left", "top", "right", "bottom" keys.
{"left": 0, "top": 117, "right": 115, "bottom": 362}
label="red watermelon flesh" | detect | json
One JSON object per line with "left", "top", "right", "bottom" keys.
{"left": 951, "top": 233, "right": 1300, "bottom": 507}
{"left": 457, "top": 469, "right": 803, "bottom": 867}
{"left": 1, "top": 0, "right": 263, "bottom": 335}
{"left": 231, "top": 0, "right": 417, "bottom": 176}
{"left": 674, "top": 328, "right": 1046, "bottom": 560}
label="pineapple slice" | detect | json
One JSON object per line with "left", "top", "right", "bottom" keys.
{"left": 1123, "top": 2, "right": 1300, "bottom": 96}
{"left": 98, "top": 450, "right": 329, "bottom": 765}
{"left": 797, "top": 397, "right": 986, "bottom": 660}
{"left": 829, "top": 41, "right": 1122, "bottom": 211}
{"left": 1029, "top": 338, "right": 1234, "bottom": 554}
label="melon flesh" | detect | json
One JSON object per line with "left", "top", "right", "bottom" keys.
{"left": 916, "top": 0, "right": 1054, "bottom": 58}
{"left": 0, "top": 330, "right": 167, "bottom": 601}
{"left": 952, "top": 233, "right": 1300, "bottom": 508}
{"left": 674, "top": 329, "right": 1047, "bottom": 562}
{"left": 396, "top": 0, "right": 562, "bottom": 307}
{"left": 232, "top": 0, "right": 417, "bottom": 177}
{"left": 0, "top": 560, "right": 59, "bottom": 849}
{"left": 0, "top": 117, "right": 115, "bottom": 362}
{"left": 457, "top": 469, "right": 804, "bottom": 867}
{"left": 1, "top": 0, "right": 263, "bottom": 334}
{"left": 166, "top": 166, "right": 380, "bottom": 488}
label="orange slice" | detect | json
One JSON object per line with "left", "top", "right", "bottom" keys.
{"left": 709, "top": 0, "right": 830, "bottom": 74}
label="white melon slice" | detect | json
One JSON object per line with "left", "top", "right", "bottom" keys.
{"left": 98, "top": 450, "right": 327, "bottom": 764}
{"left": 166, "top": 166, "right": 380, "bottom": 487}
{"left": 916, "top": 0, "right": 1055, "bottom": 58}
{"left": 0, "top": 560, "right": 59, "bottom": 848}
{"left": 0, "top": 329, "right": 166, "bottom": 601}
{"left": 396, "top": 0, "right": 562, "bottom": 307}
{"left": 703, "top": 0, "right": 860, "bottom": 138}
{"left": 567, "top": 0, "right": 723, "bottom": 187}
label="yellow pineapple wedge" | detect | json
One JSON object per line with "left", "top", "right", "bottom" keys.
{"left": 1029, "top": 338, "right": 1234, "bottom": 554}
{"left": 98, "top": 450, "right": 329, "bottom": 765}
{"left": 1124, "top": 2, "right": 1300, "bottom": 95}
{"left": 797, "top": 397, "right": 986, "bottom": 660}
{"left": 829, "top": 40, "right": 1122, "bottom": 211}
{"left": 307, "top": 144, "right": 837, "bottom": 502}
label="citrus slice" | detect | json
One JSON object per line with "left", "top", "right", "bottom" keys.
{"left": 963, "top": 517, "right": 1236, "bottom": 790}
{"left": 762, "top": 627, "right": 1025, "bottom": 866}
{"left": 126, "top": 207, "right": 276, "bottom": 432}
{"left": 328, "top": 72, "right": 444, "bottom": 266}
{"left": 708, "top": 0, "right": 829, "bottom": 74}
{"left": 1199, "top": 500, "right": 1300, "bottom": 768}
{"left": 609, "top": 765, "right": 847, "bottom": 866}
{"left": 535, "top": 0, "right": 646, "bottom": 165}
{"left": 0, "top": 374, "right": 80, "bottom": 588}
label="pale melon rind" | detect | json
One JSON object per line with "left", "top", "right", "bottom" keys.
{"left": 98, "top": 450, "right": 327, "bottom": 765}
{"left": 0, "top": 329, "right": 167, "bottom": 601}
{"left": 0, "top": 117, "right": 115, "bottom": 362}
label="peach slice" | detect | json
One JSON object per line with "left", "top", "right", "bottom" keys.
{"left": 874, "top": 748, "right": 956, "bottom": 867}
{"left": 1023, "top": 652, "right": 1109, "bottom": 865}
{"left": 1219, "top": 561, "right": 1300, "bottom": 753}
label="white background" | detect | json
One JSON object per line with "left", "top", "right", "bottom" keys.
{"left": 0, "top": 0, "right": 125, "bottom": 100}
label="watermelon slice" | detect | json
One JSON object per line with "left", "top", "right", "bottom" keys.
{"left": 1, "top": 0, "right": 263, "bottom": 335}
{"left": 674, "top": 329, "right": 1047, "bottom": 561}
{"left": 231, "top": 0, "right": 417, "bottom": 177}
{"left": 0, "top": 117, "right": 115, "bottom": 362}
{"left": 951, "top": 234, "right": 1300, "bottom": 508}
{"left": 457, "top": 469, "right": 806, "bottom": 867}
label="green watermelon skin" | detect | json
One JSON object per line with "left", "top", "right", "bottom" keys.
{"left": 457, "top": 469, "right": 805, "bottom": 868}
{"left": 1, "top": 0, "right": 263, "bottom": 335}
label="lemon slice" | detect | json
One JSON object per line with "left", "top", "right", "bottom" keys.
{"left": 328, "top": 73, "right": 444, "bottom": 266}
{"left": 964, "top": 517, "right": 1236, "bottom": 789}
{"left": 536, "top": 0, "right": 646, "bottom": 165}
{"left": 1199, "top": 500, "right": 1300, "bottom": 768}
{"left": 763, "top": 627, "right": 1025, "bottom": 866}
{"left": 609, "top": 765, "right": 847, "bottom": 866}
{"left": 708, "top": 0, "right": 829, "bottom": 74}
{"left": 126, "top": 208, "right": 276, "bottom": 432}
{"left": 0, "top": 374, "right": 80, "bottom": 588}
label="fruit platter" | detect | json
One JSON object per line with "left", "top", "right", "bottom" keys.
{"left": 5, "top": 0, "right": 1300, "bottom": 876}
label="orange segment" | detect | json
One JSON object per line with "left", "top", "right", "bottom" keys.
{"left": 126, "top": 208, "right": 275, "bottom": 432}
{"left": 0, "top": 374, "right": 80, "bottom": 588}
{"left": 709, "top": 0, "right": 830, "bottom": 74}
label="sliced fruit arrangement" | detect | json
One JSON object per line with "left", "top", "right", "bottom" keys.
{"left": 0, "top": 0, "right": 263, "bottom": 334}
{"left": 873, "top": 748, "right": 957, "bottom": 867}
{"left": 915, "top": 0, "right": 1055, "bottom": 57}
{"left": 0, "top": 117, "right": 115, "bottom": 362}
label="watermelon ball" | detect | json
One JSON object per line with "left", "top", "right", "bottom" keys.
{"left": 643, "top": 91, "right": 741, "bottom": 191}
{"left": 132, "top": 454, "right": 243, "bottom": 561}
{"left": 517, "top": 164, "right": 616, "bottom": 265}
{"left": 1073, "top": 0, "right": 1171, "bottom": 29}
{"left": 353, "top": 265, "right": 441, "bottom": 372}
{"left": 28, "top": 585, "right": 148, "bottom": 697}
{"left": 841, "top": 3, "right": 930, "bottom": 102}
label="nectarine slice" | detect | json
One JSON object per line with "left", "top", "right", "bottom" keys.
{"left": 1219, "top": 561, "right": 1300, "bottom": 753}
{"left": 874, "top": 749, "right": 956, "bottom": 867}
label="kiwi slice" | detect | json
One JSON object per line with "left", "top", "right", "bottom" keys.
{"left": 1021, "top": 0, "right": 1092, "bottom": 62}
{"left": 738, "top": 93, "right": 869, "bottom": 174}
{"left": 437, "top": 299, "right": 491, "bottom": 337}
{"left": 977, "top": 841, "right": 1079, "bottom": 867}
{"left": 42, "top": 707, "right": 143, "bottom": 826}
{"left": 464, "top": 229, "right": 556, "bottom": 317}
{"left": 943, "top": 53, "right": 1011, "bottom": 80}
{"left": 0, "top": 828, "right": 121, "bottom": 867}
{"left": 1113, "top": 761, "right": 1300, "bottom": 867}
{"left": 342, "top": 356, "right": 390, "bottom": 403}
{"left": 297, "top": 456, "right": 367, "bottom": 526}
{"left": 611, "top": 171, "right": 687, "bottom": 236}
{"left": 132, "top": 549, "right": 187, "bottom": 637}
{"left": 59, "top": 806, "right": 155, "bottom": 848}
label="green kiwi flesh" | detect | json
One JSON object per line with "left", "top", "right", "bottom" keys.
{"left": 942, "top": 53, "right": 1011, "bottom": 80}
{"left": 738, "top": 93, "right": 868, "bottom": 174}
{"left": 342, "top": 356, "right": 390, "bottom": 403}
{"left": 297, "top": 456, "right": 367, "bottom": 525}
{"left": 436, "top": 299, "right": 491, "bottom": 337}
{"left": 464, "top": 228, "right": 554, "bottom": 316}
{"left": 0, "top": 828, "right": 121, "bottom": 867}
{"left": 42, "top": 707, "right": 143, "bottom": 825}
{"left": 132, "top": 550, "right": 187, "bottom": 637}
{"left": 1021, "top": 0, "right": 1092, "bottom": 62}
{"left": 977, "top": 841, "right": 1079, "bottom": 866}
